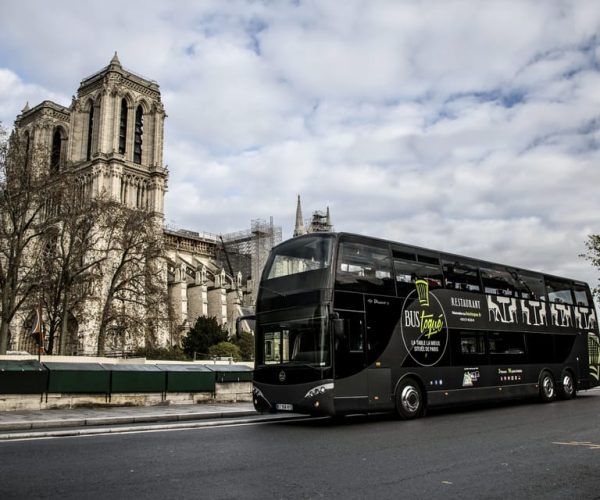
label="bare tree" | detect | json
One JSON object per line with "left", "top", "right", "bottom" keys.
{"left": 581, "top": 235, "right": 600, "bottom": 300}
{"left": 96, "top": 204, "right": 167, "bottom": 356}
{"left": 37, "top": 182, "right": 117, "bottom": 354}
{"left": 0, "top": 125, "right": 54, "bottom": 354}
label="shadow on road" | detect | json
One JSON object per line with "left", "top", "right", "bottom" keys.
{"left": 273, "top": 391, "right": 598, "bottom": 428}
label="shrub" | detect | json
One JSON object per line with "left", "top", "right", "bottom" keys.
{"left": 208, "top": 342, "right": 241, "bottom": 361}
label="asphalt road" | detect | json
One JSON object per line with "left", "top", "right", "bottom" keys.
{"left": 1, "top": 391, "right": 599, "bottom": 500}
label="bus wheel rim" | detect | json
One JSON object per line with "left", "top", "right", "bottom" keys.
{"left": 401, "top": 385, "right": 419, "bottom": 413}
{"left": 543, "top": 376, "right": 554, "bottom": 398}
{"left": 562, "top": 374, "right": 573, "bottom": 396}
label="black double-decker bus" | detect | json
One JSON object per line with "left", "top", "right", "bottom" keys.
{"left": 251, "top": 232, "right": 600, "bottom": 419}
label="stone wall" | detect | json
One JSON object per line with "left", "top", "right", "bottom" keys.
{"left": 0, "top": 382, "right": 252, "bottom": 411}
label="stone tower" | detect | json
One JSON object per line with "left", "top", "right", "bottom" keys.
{"left": 12, "top": 54, "right": 170, "bottom": 355}
{"left": 14, "top": 53, "right": 168, "bottom": 214}
{"left": 68, "top": 52, "right": 168, "bottom": 213}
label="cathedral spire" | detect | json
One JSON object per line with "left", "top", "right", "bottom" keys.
{"left": 293, "top": 194, "right": 306, "bottom": 237}
{"left": 109, "top": 51, "right": 121, "bottom": 68}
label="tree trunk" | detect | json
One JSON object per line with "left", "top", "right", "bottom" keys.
{"left": 97, "top": 298, "right": 112, "bottom": 357}
{"left": 59, "top": 288, "right": 70, "bottom": 354}
{"left": 0, "top": 319, "right": 10, "bottom": 354}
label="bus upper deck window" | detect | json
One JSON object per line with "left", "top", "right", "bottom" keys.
{"left": 336, "top": 241, "right": 395, "bottom": 295}
{"left": 394, "top": 251, "right": 443, "bottom": 298}
{"left": 516, "top": 273, "right": 546, "bottom": 301}
{"left": 481, "top": 267, "right": 517, "bottom": 297}
{"left": 442, "top": 261, "right": 481, "bottom": 293}
{"left": 573, "top": 284, "right": 590, "bottom": 307}
{"left": 545, "top": 278, "right": 574, "bottom": 305}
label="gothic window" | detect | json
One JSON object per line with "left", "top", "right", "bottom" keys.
{"left": 86, "top": 104, "right": 94, "bottom": 161}
{"left": 51, "top": 128, "right": 62, "bottom": 172}
{"left": 119, "top": 98, "right": 128, "bottom": 155}
{"left": 134, "top": 105, "right": 143, "bottom": 164}
{"left": 24, "top": 131, "right": 30, "bottom": 169}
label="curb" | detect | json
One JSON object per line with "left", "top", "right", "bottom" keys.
{"left": 0, "top": 413, "right": 308, "bottom": 440}
{"left": 0, "top": 409, "right": 258, "bottom": 433}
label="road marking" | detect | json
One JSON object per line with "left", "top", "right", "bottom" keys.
{"left": 0, "top": 415, "right": 320, "bottom": 442}
{"left": 553, "top": 441, "right": 600, "bottom": 450}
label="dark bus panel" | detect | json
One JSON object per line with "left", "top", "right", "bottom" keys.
{"left": 252, "top": 232, "right": 600, "bottom": 419}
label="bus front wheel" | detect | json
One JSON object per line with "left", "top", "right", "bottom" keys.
{"left": 539, "top": 371, "right": 556, "bottom": 403}
{"left": 395, "top": 378, "right": 424, "bottom": 420}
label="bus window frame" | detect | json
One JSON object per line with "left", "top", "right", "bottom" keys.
{"left": 515, "top": 272, "right": 547, "bottom": 301}
{"left": 393, "top": 250, "right": 444, "bottom": 295}
{"left": 480, "top": 265, "right": 518, "bottom": 297}
{"left": 573, "top": 282, "right": 591, "bottom": 307}
{"left": 442, "top": 258, "right": 482, "bottom": 293}
{"left": 335, "top": 238, "right": 396, "bottom": 296}
{"left": 487, "top": 331, "right": 527, "bottom": 364}
{"left": 545, "top": 277, "right": 575, "bottom": 305}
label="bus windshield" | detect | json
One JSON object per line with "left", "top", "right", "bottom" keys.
{"left": 264, "top": 235, "right": 333, "bottom": 280}
{"left": 257, "top": 308, "right": 330, "bottom": 367}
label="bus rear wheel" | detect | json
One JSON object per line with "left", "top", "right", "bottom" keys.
{"left": 539, "top": 371, "right": 556, "bottom": 403}
{"left": 557, "top": 370, "right": 576, "bottom": 400}
{"left": 395, "top": 378, "right": 424, "bottom": 420}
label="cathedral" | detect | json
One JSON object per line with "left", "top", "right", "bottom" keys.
{"left": 9, "top": 54, "right": 280, "bottom": 356}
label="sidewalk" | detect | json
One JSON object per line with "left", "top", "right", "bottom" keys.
{"left": 0, "top": 402, "right": 260, "bottom": 437}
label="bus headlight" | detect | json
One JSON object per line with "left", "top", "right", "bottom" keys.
{"left": 253, "top": 386, "right": 266, "bottom": 400}
{"left": 304, "top": 383, "right": 334, "bottom": 399}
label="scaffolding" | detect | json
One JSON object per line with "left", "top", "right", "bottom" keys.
{"left": 308, "top": 210, "right": 332, "bottom": 233}
{"left": 219, "top": 218, "right": 282, "bottom": 302}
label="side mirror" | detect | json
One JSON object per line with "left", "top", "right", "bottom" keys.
{"left": 235, "top": 314, "right": 256, "bottom": 338}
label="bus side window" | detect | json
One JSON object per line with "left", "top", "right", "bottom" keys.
{"left": 527, "top": 333, "right": 555, "bottom": 363}
{"left": 516, "top": 273, "right": 546, "bottom": 301}
{"left": 451, "top": 330, "right": 487, "bottom": 365}
{"left": 573, "top": 283, "right": 590, "bottom": 307}
{"left": 336, "top": 242, "right": 395, "bottom": 295}
{"left": 488, "top": 332, "right": 526, "bottom": 364}
{"left": 393, "top": 251, "right": 443, "bottom": 298}
{"left": 481, "top": 267, "right": 517, "bottom": 296}
{"left": 442, "top": 261, "right": 481, "bottom": 293}
{"left": 545, "top": 278, "right": 574, "bottom": 305}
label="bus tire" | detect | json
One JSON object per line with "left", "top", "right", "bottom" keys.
{"left": 557, "top": 370, "right": 576, "bottom": 400}
{"left": 539, "top": 370, "right": 556, "bottom": 403}
{"left": 395, "top": 378, "right": 423, "bottom": 420}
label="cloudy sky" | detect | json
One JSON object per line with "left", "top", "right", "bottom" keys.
{"left": 1, "top": 0, "right": 600, "bottom": 286}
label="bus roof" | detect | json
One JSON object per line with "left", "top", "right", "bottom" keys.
{"left": 283, "top": 231, "right": 589, "bottom": 288}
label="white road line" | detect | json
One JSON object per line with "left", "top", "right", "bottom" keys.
{"left": 0, "top": 415, "right": 321, "bottom": 442}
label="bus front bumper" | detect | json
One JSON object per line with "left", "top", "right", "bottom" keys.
{"left": 253, "top": 380, "right": 335, "bottom": 416}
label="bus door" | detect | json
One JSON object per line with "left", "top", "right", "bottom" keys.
{"left": 367, "top": 366, "right": 391, "bottom": 410}
{"left": 334, "top": 311, "right": 369, "bottom": 410}
{"left": 365, "top": 299, "right": 396, "bottom": 410}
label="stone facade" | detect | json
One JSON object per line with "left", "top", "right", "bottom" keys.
{"left": 11, "top": 54, "right": 169, "bottom": 355}
{"left": 7, "top": 54, "right": 274, "bottom": 356}
{"left": 164, "top": 228, "right": 248, "bottom": 341}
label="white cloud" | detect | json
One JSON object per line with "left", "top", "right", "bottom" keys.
{"left": 1, "top": 0, "right": 600, "bottom": 286}
{"left": 0, "top": 69, "right": 69, "bottom": 127}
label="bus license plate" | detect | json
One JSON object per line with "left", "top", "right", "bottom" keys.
{"left": 276, "top": 403, "right": 293, "bottom": 411}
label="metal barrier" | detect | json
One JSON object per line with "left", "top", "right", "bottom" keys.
{"left": 45, "top": 362, "right": 109, "bottom": 394}
{"left": 0, "top": 360, "right": 48, "bottom": 394}
{"left": 0, "top": 360, "right": 253, "bottom": 396}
